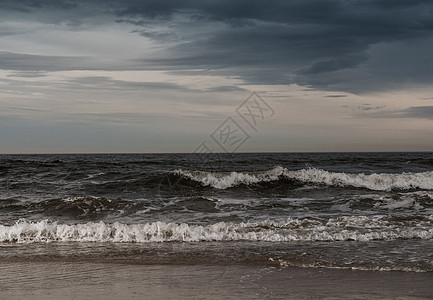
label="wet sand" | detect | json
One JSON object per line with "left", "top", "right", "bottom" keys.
{"left": 0, "top": 262, "right": 432, "bottom": 299}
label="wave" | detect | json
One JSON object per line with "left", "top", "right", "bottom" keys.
{"left": 36, "top": 196, "right": 129, "bottom": 218}
{"left": 174, "top": 166, "right": 433, "bottom": 191}
{"left": 0, "top": 195, "right": 223, "bottom": 220}
{"left": 1, "top": 216, "right": 432, "bottom": 243}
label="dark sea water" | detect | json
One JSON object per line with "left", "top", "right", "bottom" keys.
{"left": 0, "top": 152, "right": 432, "bottom": 272}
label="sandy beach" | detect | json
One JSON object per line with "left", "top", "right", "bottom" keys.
{"left": 0, "top": 261, "right": 432, "bottom": 299}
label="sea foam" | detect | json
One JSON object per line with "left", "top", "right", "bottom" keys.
{"left": 175, "top": 166, "right": 433, "bottom": 191}
{"left": 1, "top": 216, "right": 432, "bottom": 243}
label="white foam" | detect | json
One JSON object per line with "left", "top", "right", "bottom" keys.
{"left": 62, "top": 195, "right": 109, "bottom": 203}
{"left": 174, "top": 166, "right": 285, "bottom": 189}
{"left": 274, "top": 258, "right": 428, "bottom": 273}
{"left": 1, "top": 216, "right": 432, "bottom": 244}
{"left": 358, "top": 191, "right": 433, "bottom": 212}
{"left": 175, "top": 166, "right": 433, "bottom": 191}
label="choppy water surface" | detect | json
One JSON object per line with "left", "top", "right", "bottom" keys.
{"left": 0, "top": 152, "right": 432, "bottom": 272}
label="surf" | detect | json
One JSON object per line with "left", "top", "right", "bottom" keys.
{"left": 174, "top": 166, "right": 433, "bottom": 191}
{"left": 2, "top": 216, "right": 432, "bottom": 243}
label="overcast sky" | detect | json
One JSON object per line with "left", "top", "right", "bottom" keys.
{"left": 1, "top": 0, "right": 433, "bottom": 153}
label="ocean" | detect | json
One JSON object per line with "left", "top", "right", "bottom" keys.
{"left": 0, "top": 152, "right": 432, "bottom": 273}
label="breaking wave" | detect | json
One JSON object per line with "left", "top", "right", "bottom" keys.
{"left": 1, "top": 216, "right": 432, "bottom": 243}
{"left": 174, "top": 166, "right": 433, "bottom": 191}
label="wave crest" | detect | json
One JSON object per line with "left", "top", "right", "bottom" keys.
{"left": 1, "top": 216, "right": 432, "bottom": 243}
{"left": 174, "top": 166, "right": 433, "bottom": 191}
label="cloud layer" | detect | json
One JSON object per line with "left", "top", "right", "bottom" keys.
{"left": 1, "top": 0, "right": 433, "bottom": 153}
{"left": 1, "top": 0, "right": 433, "bottom": 92}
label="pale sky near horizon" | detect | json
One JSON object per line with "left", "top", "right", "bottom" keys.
{"left": 1, "top": 0, "right": 433, "bottom": 154}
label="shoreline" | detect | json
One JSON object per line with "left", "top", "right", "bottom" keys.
{"left": 1, "top": 261, "right": 432, "bottom": 299}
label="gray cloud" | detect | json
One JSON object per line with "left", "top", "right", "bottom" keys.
{"left": 357, "top": 105, "right": 433, "bottom": 120}
{"left": 206, "top": 86, "right": 248, "bottom": 93}
{"left": 2, "top": 106, "right": 48, "bottom": 112}
{"left": 300, "top": 54, "right": 370, "bottom": 75}
{"left": 0, "top": 0, "right": 77, "bottom": 11}
{"left": 1, "top": 0, "right": 433, "bottom": 93}
{"left": 325, "top": 95, "right": 347, "bottom": 98}
{"left": 65, "top": 76, "right": 191, "bottom": 91}
{"left": 0, "top": 52, "right": 99, "bottom": 71}
{"left": 7, "top": 71, "right": 47, "bottom": 78}
{"left": 122, "top": 0, "right": 433, "bottom": 91}
{"left": 396, "top": 106, "right": 433, "bottom": 120}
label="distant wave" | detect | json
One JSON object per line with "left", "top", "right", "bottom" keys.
{"left": 174, "top": 166, "right": 433, "bottom": 191}
{"left": 1, "top": 216, "right": 432, "bottom": 243}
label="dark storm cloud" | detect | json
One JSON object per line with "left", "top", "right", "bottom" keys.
{"left": 116, "top": 0, "right": 433, "bottom": 91}
{"left": 2, "top": 0, "right": 433, "bottom": 92}
{"left": 0, "top": 0, "right": 77, "bottom": 11}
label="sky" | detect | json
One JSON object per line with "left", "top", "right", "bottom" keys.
{"left": 1, "top": 0, "right": 433, "bottom": 153}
